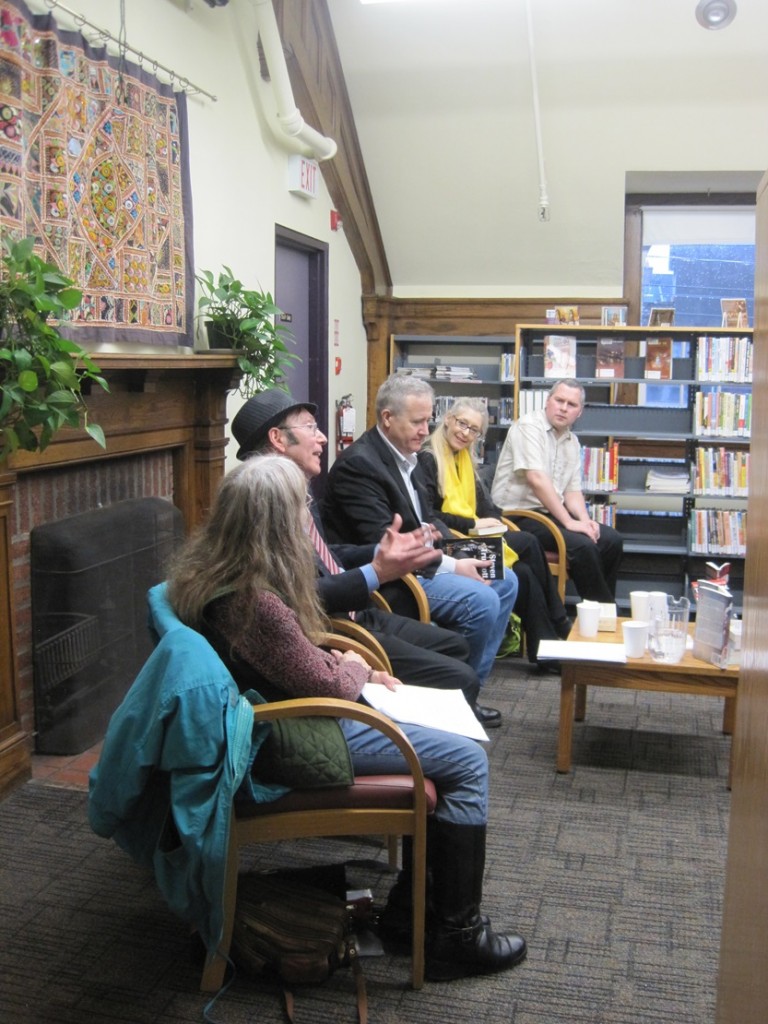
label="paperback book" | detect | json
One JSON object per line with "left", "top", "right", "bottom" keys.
{"left": 441, "top": 534, "right": 504, "bottom": 581}
{"left": 595, "top": 337, "right": 625, "bottom": 378}
{"left": 468, "top": 524, "right": 507, "bottom": 537}
{"left": 601, "top": 305, "right": 627, "bottom": 327}
{"left": 544, "top": 335, "right": 577, "bottom": 377}
{"left": 644, "top": 336, "right": 673, "bottom": 380}
{"left": 555, "top": 305, "right": 579, "bottom": 325}
{"left": 692, "top": 580, "right": 733, "bottom": 668}
{"left": 720, "top": 297, "right": 749, "bottom": 329}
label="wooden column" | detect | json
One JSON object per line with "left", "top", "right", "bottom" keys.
{"left": 716, "top": 169, "right": 768, "bottom": 1023}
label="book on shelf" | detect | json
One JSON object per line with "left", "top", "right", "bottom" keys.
{"left": 601, "top": 305, "right": 628, "bottom": 327}
{"left": 692, "top": 580, "right": 733, "bottom": 668}
{"left": 544, "top": 335, "right": 577, "bottom": 377}
{"left": 648, "top": 307, "right": 675, "bottom": 327}
{"left": 720, "top": 297, "right": 749, "bottom": 329}
{"left": 468, "top": 524, "right": 506, "bottom": 537}
{"left": 517, "top": 389, "right": 549, "bottom": 416}
{"left": 644, "top": 336, "right": 673, "bottom": 380}
{"left": 431, "top": 365, "right": 478, "bottom": 382}
{"left": 645, "top": 466, "right": 690, "bottom": 493}
{"left": 441, "top": 534, "right": 504, "bottom": 581}
{"left": 555, "top": 305, "right": 579, "bottom": 325}
{"left": 595, "top": 337, "right": 625, "bottom": 378}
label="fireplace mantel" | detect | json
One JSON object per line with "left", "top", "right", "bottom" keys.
{"left": 0, "top": 351, "right": 241, "bottom": 796}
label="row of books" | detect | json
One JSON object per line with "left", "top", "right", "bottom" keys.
{"left": 581, "top": 443, "right": 619, "bottom": 491}
{"left": 432, "top": 365, "right": 480, "bottom": 382}
{"left": 586, "top": 501, "right": 616, "bottom": 526}
{"left": 693, "top": 389, "right": 752, "bottom": 437}
{"left": 689, "top": 508, "right": 747, "bottom": 556}
{"left": 517, "top": 388, "right": 549, "bottom": 416}
{"left": 695, "top": 336, "right": 753, "bottom": 382}
{"left": 432, "top": 394, "right": 489, "bottom": 421}
{"left": 692, "top": 446, "right": 750, "bottom": 497}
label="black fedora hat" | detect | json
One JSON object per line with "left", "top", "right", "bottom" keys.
{"left": 232, "top": 389, "right": 318, "bottom": 460}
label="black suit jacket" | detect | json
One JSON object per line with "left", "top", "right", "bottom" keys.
{"left": 322, "top": 426, "right": 450, "bottom": 554}
{"left": 310, "top": 502, "right": 378, "bottom": 615}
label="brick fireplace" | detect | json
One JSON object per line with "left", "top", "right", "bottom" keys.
{"left": 0, "top": 350, "right": 240, "bottom": 796}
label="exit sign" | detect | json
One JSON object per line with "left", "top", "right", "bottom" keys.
{"left": 287, "top": 155, "right": 320, "bottom": 198}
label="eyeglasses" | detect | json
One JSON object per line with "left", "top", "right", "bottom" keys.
{"left": 279, "top": 421, "right": 322, "bottom": 436}
{"left": 452, "top": 417, "right": 484, "bottom": 440}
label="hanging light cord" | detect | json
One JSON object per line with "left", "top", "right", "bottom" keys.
{"left": 524, "top": 0, "right": 550, "bottom": 222}
{"left": 42, "top": 0, "right": 217, "bottom": 101}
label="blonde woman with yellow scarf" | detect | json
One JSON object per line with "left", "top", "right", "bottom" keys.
{"left": 418, "top": 398, "right": 571, "bottom": 670}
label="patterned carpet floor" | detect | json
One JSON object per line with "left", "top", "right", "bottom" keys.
{"left": 0, "top": 658, "right": 731, "bottom": 1024}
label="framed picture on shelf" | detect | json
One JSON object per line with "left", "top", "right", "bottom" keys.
{"left": 601, "top": 305, "right": 628, "bottom": 326}
{"left": 648, "top": 307, "right": 675, "bottom": 327}
{"left": 720, "top": 298, "right": 749, "bottom": 329}
{"left": 555, "top": 305, "right": 579, "bottom": 325}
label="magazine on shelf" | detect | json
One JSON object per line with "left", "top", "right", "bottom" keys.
{"left": 441, "top": 534, "right": 504, "bottom": 580}
{"left": 544, "top": 335, "right": 577, "bottom": 378}
{"left": 648, "top": 307, "right": 675, "bottom": 327}
{"left": 595, "top": 337, "right": 625, "bottom": 378}
{"left": 692, "top": 580, "right": 733, "bottom": 668}
{"left": 644, "top": 336, "right": 673, "bottom": 380}
{"left": 645, "top": 466, "right": 690, "bottom": 493}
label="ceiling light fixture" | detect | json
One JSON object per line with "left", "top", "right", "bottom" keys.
{"left": 695, "top": 0, "right": 737, "bottom": 30}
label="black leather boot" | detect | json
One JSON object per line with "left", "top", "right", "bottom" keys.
{"left": 425, "top": 821, "right": 526, "bottom": 981}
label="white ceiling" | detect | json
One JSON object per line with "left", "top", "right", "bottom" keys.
{"left": 325, "top": 0, "right": 767, "bottom": 297}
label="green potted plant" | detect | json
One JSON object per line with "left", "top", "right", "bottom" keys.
{"left": 0, "top": 235, "right": 108, "bottom": 460}
{"left": 195, "top": 265, "right": 299, "bottom": 398}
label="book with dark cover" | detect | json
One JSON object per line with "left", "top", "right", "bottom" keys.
{"left": 595, "top": 337, "right": 625, "bottom": 378}
{"left": 644, "top": 336, "right": 673, "bottom": 380}
{"left": 441, "top": 534, "right": 504, "bottom": 581}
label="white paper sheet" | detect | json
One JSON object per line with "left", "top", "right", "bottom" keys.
{"left": 537, "top": 639, "right": 627, "bottom": 663}
{"left": 361, "top": 683, "right": 489, "bottom": 742}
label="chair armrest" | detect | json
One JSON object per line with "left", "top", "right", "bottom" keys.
{"left": 400, "top": 573, "right": 431, "bottom": 623}
{"left": 369, "top": 589, "right": 393, "bottom": 613}
{"left": 328, "top": 618, "right": 394, "bottom": 674}
{"left": 501, "top": 509, "right": 568, "bottom": 566}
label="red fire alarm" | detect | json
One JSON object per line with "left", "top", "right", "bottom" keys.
{"left": 330, "top": 210, "right": 342, "bottom": 231}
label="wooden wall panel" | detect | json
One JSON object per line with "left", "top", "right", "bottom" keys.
{"left": 715, "top": 169, "right": 768, "bottom": 1024}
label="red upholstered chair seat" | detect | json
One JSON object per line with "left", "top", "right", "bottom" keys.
{"left": 237, "top": 775, "right": 438, "bottom": 818}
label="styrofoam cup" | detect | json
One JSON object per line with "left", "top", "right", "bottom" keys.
{"left": 629, "top": 590, "right": 650, "bottom": 621}
{"left": 576, "top": 600, "right": 600, "bottom": 638}
{"left": 622, "top": 619, "right": 649, "bottom": 658}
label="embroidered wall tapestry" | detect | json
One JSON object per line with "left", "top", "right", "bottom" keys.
{"left": 0, "top": 0, "right": 193, "bottom": 346}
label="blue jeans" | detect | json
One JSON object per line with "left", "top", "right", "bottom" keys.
{"left": 341, "top": 717, "right": 488, "bottom": 826}
{"left": 418, "top": 573, "right": 518, "bottom": 686}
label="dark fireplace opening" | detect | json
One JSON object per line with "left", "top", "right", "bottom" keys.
{"left": 30, "top": 497, "right": 184, "bottom": 754}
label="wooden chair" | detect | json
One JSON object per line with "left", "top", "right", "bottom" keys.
{"left": 500, "top": 509, "right": 569, "bottom": 604}
{"left": 374, "top": 573, "right": 431, "bottom": 623}
{"left": 200, "top": 641, "right": 436, "bottom": 994}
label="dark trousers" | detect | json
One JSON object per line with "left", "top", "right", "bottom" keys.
{"left": 511, "top": 515, "right": 624, "bottom": 603}
{"left": 354, "top": 607, "right": 480, "bottom": 705}
{"left": 505, "top": 530, "right": 570, "bottom": 660}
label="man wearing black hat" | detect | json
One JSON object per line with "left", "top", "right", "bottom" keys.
{"left": 231, "top": 389, "right": 495, "bottom": 723}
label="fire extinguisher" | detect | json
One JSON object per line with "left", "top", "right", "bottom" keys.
{"left": 335, "top": 394, "right": 355, "bottom": 456}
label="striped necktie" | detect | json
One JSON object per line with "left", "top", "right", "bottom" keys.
{"left": 308, "top": 517, "right": 344, "bottom": 575}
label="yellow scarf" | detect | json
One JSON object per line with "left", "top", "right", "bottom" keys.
{"left": 441, "top": 448, "right": 518, "bottom": 569}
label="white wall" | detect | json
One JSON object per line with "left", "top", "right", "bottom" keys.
{"left": 25, "top": 0, "right": 368, "bottom": 469}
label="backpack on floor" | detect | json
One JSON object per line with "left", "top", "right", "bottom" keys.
{"left": 231, "top": 873, "right": 367, "bottom": 1023}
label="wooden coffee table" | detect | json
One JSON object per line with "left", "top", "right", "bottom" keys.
{"left": 557, "top": 618, "right": 739, "bottom": 785}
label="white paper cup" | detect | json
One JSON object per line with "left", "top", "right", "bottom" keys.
{"left": 622, "top": 619, "right": 649, "bottom": 658}
{"left": 576, "top": 600, "right": 600, "bottom": 638}
{"left": 629, "top": 590, "right": 651, "bottom": 621}
{"left": 648, "top": 591, "right": 669, "bottom": 621}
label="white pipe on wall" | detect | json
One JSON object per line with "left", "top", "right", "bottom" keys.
{"left": 250, "top": 0, "right": 337, "bottom": 161}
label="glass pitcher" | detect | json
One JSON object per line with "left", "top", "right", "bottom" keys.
{"left": 648, "top": 595, "right": 690, "bottom": 664}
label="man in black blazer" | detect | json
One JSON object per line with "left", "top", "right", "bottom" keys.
{"left": 231, "top": 389, "right": 487, "bottom": 717}
{"left": 322, "top": 374, "right": 518, "bottom": 706}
